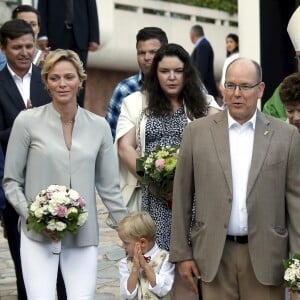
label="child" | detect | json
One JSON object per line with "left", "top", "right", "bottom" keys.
{"left": 117, "top": 211, "right": 175, "bottom": 299}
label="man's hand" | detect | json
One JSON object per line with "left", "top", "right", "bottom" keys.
{"left": 38, "top": 39, "right": 49, "bottom": 51}
{"left": 88, "top": 41, "right": 99, "bottom": 52}
{"left": 177, "top": 260, "right": 201, "bottom": 294}
{"left": 26, "top": 99, "right": 33, "bottom": 109}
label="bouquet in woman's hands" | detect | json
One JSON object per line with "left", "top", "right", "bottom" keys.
{"left": 283, "top": 253, "right": 300, "bottom": 293}
{"left": 136, "top": 145, "right": 179, "bottom": 208}
{"left": 27, "top": 185, "right": 88, "bottom": 254}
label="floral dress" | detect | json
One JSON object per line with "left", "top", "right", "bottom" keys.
{"left": 142, "top": 105, "right": 188, "bottom": 251}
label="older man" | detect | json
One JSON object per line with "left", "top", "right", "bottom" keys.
{"left": 170, "top": 58, "right": 300, "bottom": 300}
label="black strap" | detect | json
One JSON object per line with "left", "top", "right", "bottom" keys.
{"left": 198, "top": 278, "right": 202, "bottom": 300}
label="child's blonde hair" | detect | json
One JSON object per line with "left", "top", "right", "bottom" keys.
{"left": 117, "top": 211, "right": 156, "bottom": 241}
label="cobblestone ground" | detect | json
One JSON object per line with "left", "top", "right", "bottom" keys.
{"left": 0, "top": 198, "right": 124, "bottom": 300}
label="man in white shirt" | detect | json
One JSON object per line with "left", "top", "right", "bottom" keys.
{"left": 0, "top": 19, "right": 51, "bottom": 300}
{"left": 170, "top": 58, "right": 300, "bottom": 300}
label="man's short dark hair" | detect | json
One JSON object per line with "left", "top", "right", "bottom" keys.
{"left": 136, "top": 27, "right": 168, "bottom": 47}
{"left": 191, "top": 25, "right": 204, "bottom": 37}
{"left": 280, "top": 72, "right": 300, "bottom": 105}
{"left": 12, "top": 4, "right": 41, "bottom": 27}
{"left": 0, "top": 19, "right": 34, "bottom": 48}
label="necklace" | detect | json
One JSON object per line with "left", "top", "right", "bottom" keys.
{"left": 61, "top": 120, "right": 74, "bottom": 125}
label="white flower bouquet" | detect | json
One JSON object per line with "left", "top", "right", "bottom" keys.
{"left": 283, "top": 254, "right": 300, "bottom": 293}
{"left": 27, "top": 185, "right": 88, "bottom": 254}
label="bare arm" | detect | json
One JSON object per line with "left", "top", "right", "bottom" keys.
{"left": 118, "top": 127, "right": 140, "bottom": 179}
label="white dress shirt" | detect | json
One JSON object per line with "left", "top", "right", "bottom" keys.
{"left": 227, "top": 111, "right": 256, "bottom": 236}
{"left": 7, "top": 63, "right": 32, "bottom": 107}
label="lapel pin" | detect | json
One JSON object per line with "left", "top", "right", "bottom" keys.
{"left": 264, "top": 131, "right": 269, "bottom": 135}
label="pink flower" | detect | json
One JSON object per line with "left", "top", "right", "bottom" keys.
{"left": 78, "top": 197, "right": 86, "bottom": 207}
{"left": 155, "top": 158, "right": 165, "bottom": 169}
{"left": 57, "top": 206, "right": 68, "bottom": 218}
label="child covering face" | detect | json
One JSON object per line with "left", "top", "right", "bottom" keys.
{"left": 117, "top": 211, "right": 175, "bottom": 299}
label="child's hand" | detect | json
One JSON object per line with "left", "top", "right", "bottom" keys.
{"left": 131, "top": 242, "right": 141, "bottom": 269}
{"left": 135, "top": 243, "right": 149, "bottom": 268}
{"left": 133, "top": 242, "right": 150, "bottom": 269}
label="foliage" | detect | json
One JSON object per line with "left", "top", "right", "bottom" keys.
{"left": 283, "top": 253, "right": 300, "bottom": 292}
{"left": 159, "top": 0, "right": 238, "bottom": 15}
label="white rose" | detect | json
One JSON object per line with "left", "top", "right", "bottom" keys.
{"left": 56, "top": 185, "right": 67, "bottom": 192}
{"left": 68, "top": 189, "right": 79, "bottom": 201}
{"left": 67, "top": 207, "right": 78, "bottom": 217}
{"left": 52, "top": 192, "right": 67, "bottom": 205}
{"left": 30, "top": 201, "right": 40, "bottom": 212}
{"left": 55, "top": 221, "right": 67, "bottom": 231}
{"left": 77, "top": 212, "right": 88, "bottom": 226}
{"left": 34, "top": 207, "right": 45, "bottom": 219}
{"left": 47, "top": 185, "right": 59, "bottom": 192}
{"left": 46, "top": 219, "right": 57, "bottom": 231}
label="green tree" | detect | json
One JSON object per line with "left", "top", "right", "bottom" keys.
{"left": 160, "top": 0, "right": 237, "bottom": 15}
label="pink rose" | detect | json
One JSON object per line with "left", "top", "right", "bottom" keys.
{"left": 78, "top": 197, "right": 86, "bottom": 207}
{"left": 155, "top": 158, "right": 165, "bottom": 169}
{"left": 57, "top": 206, "right": 68, "bottom": 218}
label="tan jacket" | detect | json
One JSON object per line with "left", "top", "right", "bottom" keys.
{"left": 170, "top": 110, "right": 300, "bottom": 285}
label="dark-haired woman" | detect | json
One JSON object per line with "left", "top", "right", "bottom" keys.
{"left": 219, "top": 33, "right": 239, "bottom": 100}
{"left": 116, "top": 43, "right": 221, "bottom": 299}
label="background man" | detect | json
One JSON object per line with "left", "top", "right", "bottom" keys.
{"left": 170, "top": 58, "right": 300, "bottom": 300}
{"left": 0, "top": 19, "right": 51, "bottom": 300}
{"left": 105, "top": 27, "right": 168, "bottom": 140}
{"left": 190, "top": 24, "right": 219, "bottom": 98}
{"left": 37, "top": 0, "right": 100, "bottom": 107}
{"left": 0, "top": 146, "right": 4, "bottom": 219}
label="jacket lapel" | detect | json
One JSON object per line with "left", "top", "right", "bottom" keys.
{"left": 210, "top": 110, "right": 233, "bottom": 196}
{"left": 246, "top": 111, "right": 272, "bottom": 198}
{"left": 0, "top": 66, "right": 25, "bottom": 111}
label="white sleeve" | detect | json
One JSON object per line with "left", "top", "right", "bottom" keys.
{"left": 3, "top": 112, "right": 30, "bottom": 219}
{"left": 148, "top": 253, "right": 175, "bottom": 297}
{"left": 119, "top": 257, "right": 138, "bottom": 299}
{"left": 206, "top": 94, "right": 221, "bottom": 110}
{"left": 115, "top": 91, "right": 143, "bottom": 143}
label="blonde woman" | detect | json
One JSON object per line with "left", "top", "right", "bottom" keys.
{"left": 3, "top": 49, "right": 126, "bottom": 300}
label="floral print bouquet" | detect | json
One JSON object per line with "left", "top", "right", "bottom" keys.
{"left": 136, "top": 145, "right": 179, "bottom": 208}
{"left": 283, "top": 254, "right": 300, "bottom": 294}
{"left": 27, "top": 185, "right": 88, "bottom": 254}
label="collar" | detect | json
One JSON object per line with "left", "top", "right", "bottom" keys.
{"left": 227, "top": 109, "right": 257, "bottom": 130}
{"left": 7, "top": 63, "right": 33, "bottom": 79}
{"left": 195, "top": 36, "right": 205, "bottom": 47}
{"left": 138, "top": 71, "right": 143, "bottom": 85}
{"left": 143, "top": 242, "right": 159, "bottom": 258}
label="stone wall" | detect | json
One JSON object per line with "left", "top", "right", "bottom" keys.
{"left": 85, "top": 68, "right": 134, "bottom": 116}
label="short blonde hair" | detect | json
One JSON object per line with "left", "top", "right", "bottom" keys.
{"left": 117, "top": 211, "right": 156, "bottom": 241}
{"left": 41, "top": 49, "right": 87, "bottom": 85}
